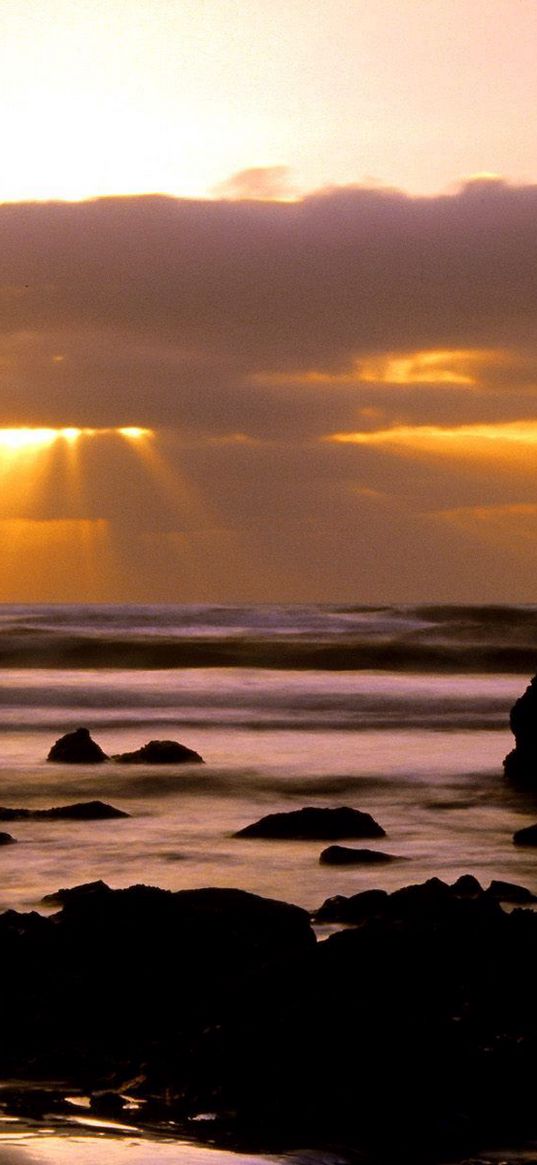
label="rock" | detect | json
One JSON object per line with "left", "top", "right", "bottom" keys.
{"left": 487, "top": 879, "right": 537, "bottom": 903}
{"left": 2, "top": 875, "right": 537, "bottom": 1157}
{"left": 313, "top": 888, "right": 389, "bottom": 924}
{"left": 0, "top": 832, "right": 16, "bottom": 845}
{"left": 47, "top": 727, "right": 109, "bottom": 764}
{"left": 319, "top": 845, "right": 399, "bottom": 865}
{"left": 0, "top": 801, "right": 128, "bottom": 821}
{"left": 513, "top": 822, "right": 537, "bottom": 846}
{"left": 234, "top": 806, "right": 386, "bottom": 840}
{"left": 113, "top": 740, "right": 204, "bottom": 764}
{"left": 41, "top": 879, "right": 113, "bottom": 907}
{"left": 503, "top": 675, "right": 537, "bottom": 782}
{"left": 451, "top": 874, "right": 483, "bottom": 896}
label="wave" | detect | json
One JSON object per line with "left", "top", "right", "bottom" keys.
{"left": 0, "top": 633, "right": 535, "bottom": 672}
{"left": 0, "top": 603, "right": 536, "bottom": 671}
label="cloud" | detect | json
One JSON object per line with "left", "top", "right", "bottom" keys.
{"left": 1, "top": 178, "right": 537, "bottom": 437}
{"left": 2, "top": 179, "right": 537, "bottom": 600}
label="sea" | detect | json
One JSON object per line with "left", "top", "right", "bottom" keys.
{"left": 1, "top": 602, "right": 537, "bottom": 1164}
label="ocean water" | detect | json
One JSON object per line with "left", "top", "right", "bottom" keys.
{"left": 1, "top": 603, "right": 537, "bottom": 1160}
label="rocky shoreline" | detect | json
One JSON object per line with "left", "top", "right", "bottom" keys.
{"left": 0, "top": 873, "right": 537, "bottom": 1160}
{"left": 1, "top": 675, "right": 537, "bottom": 1161}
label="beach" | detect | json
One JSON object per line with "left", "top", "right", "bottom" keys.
{"left": 1, "top": 603, "right": 537, "bottom": 1162}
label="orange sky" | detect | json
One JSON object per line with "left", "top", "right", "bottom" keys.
{"left": 1, "top": 2, "right": 537, "bottom": 602}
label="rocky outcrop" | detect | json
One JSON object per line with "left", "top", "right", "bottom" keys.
{"left": 234, "top": 805, "right": 385, "bottom": 840}
{"left": 312, "top": 874, "right": 536, "bottom": 925}
{"left": 503, "top": 674, "right": 537, "bottom": 782}
{"left": 319, "top": 845, "right": 399, "bottom": 865}
{"left": 113, "top": 740, "right": 204, "bottom": 764}
{"left": 0, "top": 801, "right": 128, "bottom": 821}
{"left": 47, "top": 728, "right": 109, "bottom": 764}
{"left": 1, "top": 876, "right": 537, "bottom": 1157}
{"left": 0, "top": 831, "right": 16, "bottom": 845}
{"left": 513, "top": 822, "right": 537, "bottom": 846}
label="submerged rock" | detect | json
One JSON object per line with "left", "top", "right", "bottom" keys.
{"left": 319, "top": 845, "right": 399, "bottom": 865}
{"left": 47, "top": 727, "right": 109, "bottom": 764}
{"left": 513, "top": 822, "right": 537, "bottom": 846}
{"left": 503, "top": 674, "right": 537, "bottom": 783}
{"left": 0, "top": 801, "right": 128, "bottom": 821}
{"left": 234, "top": 805, "right": 386, "bottom": 840}
{"left": 113, "top": 739, "right": 204, "bottom": 764}
{"left": 0, "top": 831, "right": 16, "bottom": 846}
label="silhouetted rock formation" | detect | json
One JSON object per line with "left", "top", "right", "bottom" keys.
{"left": 47, "top": 727, "right": 109, "bottom": 764}
{"left": 319, "top": 845, "right": 399, "bottom": 865}
{"left": 312, "top": 874, "right": 536, "bottom": 925}
{"left": 0, "top": 831, "right": 15, "bottom": 845}
{"left": 0, "top": 801, "right": 128, "bottom": 821}
{"left": 113, "top": 740, "right": 204, "bottom": 764}
{"left": 503, "top": 674, "right": 537, "bottom": 782}
{"left": 513, "top": 822, "right": 537, "bottom": 846}
{"left": 234, "top": 805, "right": 385, "bottom": 840}
{"left": 41, "top": 880, "right": 110, "bottom": 907}
{"left": 3, "top": 875, "right": 537, "bottom": 1157}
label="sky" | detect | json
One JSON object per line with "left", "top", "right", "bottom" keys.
{"left": 1, "top": 0, "right": 537, "bottom": 603}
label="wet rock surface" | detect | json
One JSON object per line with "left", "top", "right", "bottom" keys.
{"left": 112, "top": 739, "right": 204, "bottom": 764}
{"left": 319, "top": 845, "right": 399, "bottom": 865}
{"left": 513, "top": 822, "right": 537, "bottom": 846}
{"left": 234, "top": 805, "right": 386, "bottom": 839}
{"left": 47, "top": 728, "right": 109, "bottom": 764}
{"left": 0, "top": 801, "right": 128, "bottom": 821}
{"left": 0, "top": 876, "right": 537, "bottom": 1158}
{"left": 504, "top": 674, "right": 537, "bottom": 782}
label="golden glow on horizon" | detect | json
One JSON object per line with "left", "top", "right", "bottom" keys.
{"left": 328, "top": 420, "right": 537, "bottom": 457}
{"left": 434, "top": 502, "right": 537, "bottom": 559}
{"left": 0, "top": 518, "right": 117, "bottom": 601}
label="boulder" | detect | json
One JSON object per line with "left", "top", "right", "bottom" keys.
{"left": 113, "top": 740, "right": 204, "bottom": 764}
{"left": 503, "top": 674, "right": 537, "bottom": 782}
{"left": 234, "top": 805, "right": 385, "bottom": 840}
{"left": 0, "top": 832, "right": 16, "bottom": 846}
{"left": 487, "top": 879, "right": 537, "bottom": 903}
{"left": 513, "top": 822, "right": 537, "bottom": 846}
{"left": 47, "top": 727, "right": 109, "bottom": 764}
{"left": 313, "top": 888, "right": 389, "bottom": 924}
{"left": 0, "top": 801, "right": 128, "bottom": 821}
{"left": 450, "top": 874, "right": 482, "bottom": 897}
{"left": 319, "top": 845, "right": 399, "bottom": 865}
{"left": 2, "top": 875, "right": 537, "bottom": 1158}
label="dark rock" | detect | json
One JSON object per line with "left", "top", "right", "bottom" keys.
{"left": 487, "top": 879, "right": 537, "bottom": 903}
{"left": 234, "top": 806, "right": 385, "bottom": 840}
{"left": 0, "top": 831, "right": 16, "bottom": 845}
{"left": 89, "top": 1091, "right": 126, "bottom": 1116}
{"left": 451, "top": 874, "right": 483, "bottom": 896}
{"left": 319, "top": 845, "right": 399, "bottom": 865}
{"left": 513, "top": 822, "right": 537, "bottom": 846}
{"left": 5, "top": 875, "right": 537, "bottom": 1158}
{"left": 503, "top": 675, "right": 537, "bottom": 782}
{"left": 113, "top": 739, "right": 204, "bottom": 764}
{"left": 313, "top": 888, "right": 389, "bottom": 924}
{"left": 0, "top": 801, "right": 128, "bottom": 821}
{"left": 41, "top": 879, "right": 112, "bottom": 907}
{"left": 47, "top": 727, "right": 109, "bottom": 764}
